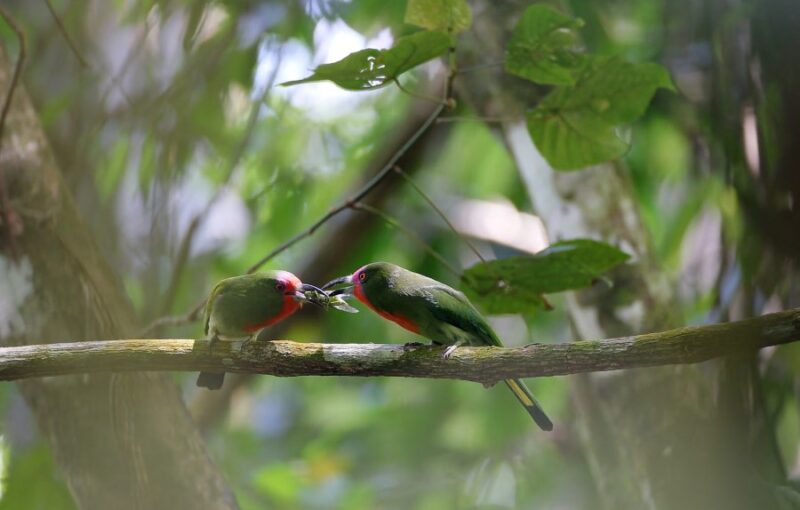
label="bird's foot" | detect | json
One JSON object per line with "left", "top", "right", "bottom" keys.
{"left": 240, "top": 335, "right": 258, "bottom": 352}
{"left": 442, "top": 344, "right": 459, "bottom": 359}
{"left": 207, "top": 334, "right": 219, "bottom": 354}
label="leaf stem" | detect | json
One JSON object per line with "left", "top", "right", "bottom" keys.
{"left": 392, "top": 78, "right": 447, "bottom": 106}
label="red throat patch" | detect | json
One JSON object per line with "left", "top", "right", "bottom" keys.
{"left": 353, "top": 279, "right": 420, "bottom": 334}
{"left": 243, "top": 295, "right": 300, "bottom": 333}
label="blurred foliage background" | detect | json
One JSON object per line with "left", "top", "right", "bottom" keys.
{"left": 0, "top": 0, "right": 798, "bottom": 508}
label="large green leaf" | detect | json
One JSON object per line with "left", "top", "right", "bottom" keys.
{"left": 280, "top": 31, "right": 450, "bottom": 90}
{"left": 462, "top": 239, "right": 630, "bottom": 314}
{"left": 405, "top": 0, "right": 471, "bottom": 34}
{"left": 505, "top": 5, "right": 585, "bottom": 86}
{"left": 528, "top": 57, "right": 675, "bottom": 170}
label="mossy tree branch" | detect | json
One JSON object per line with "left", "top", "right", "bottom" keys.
{"left": 4, "top": 308, "right": 798, "bottom": 384}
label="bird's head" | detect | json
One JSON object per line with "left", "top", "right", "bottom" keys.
{"left": 272, "top": 270, "right": 328, "bottom": 307}
{"left": 322, "top": 262, "right": 397, "bottom": 303}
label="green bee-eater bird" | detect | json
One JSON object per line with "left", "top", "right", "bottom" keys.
{"left": 197, "top": 271, "right": 327, "bottom": 390}
{"left": 323, "top": 262, "right": 553, "bottom": 431}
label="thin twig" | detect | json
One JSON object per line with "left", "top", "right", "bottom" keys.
{"left": 72, "top": 17, "right": 149, "bottom": 162}
{"left": 436, "top": 115, "right": 520, "bottom": 124}
{"left": 456, "top": 61, "right": 505, "bottom": 74}
{"left": 443, "top": 29, "right": 457, "bottom": 99}
{"left": 390, "top": 167, "right": 535, "bottom": 310}
{"left": 393, "top": 165, "right": 487, "bottom": 264}
{"left": 0, "top": 7, "right": 26, "bottom": 260}
{"left": 351, "top": 202, "right": 461, "bottom": 277}
{"left": 158, "top": 215, "right": 202, "bottom": 317}
{"left": 392, "top": 78, "right": 447, "bottom": 106}
{"left": 98, "top": 21, "right": 151, "bottom": 109}
{"left": 44, "top": 0, "right": 89, "bottom": 68}
{"left": 0, "top": 7, "right": 25, "bottom": 147}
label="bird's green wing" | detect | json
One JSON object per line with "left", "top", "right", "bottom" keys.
{"left": 422, "top": 285, "right": 502, "bottom": 347}
{"left": 203, "top": 280, "right": 226, "bottom": 336}
{"left": 213, "top": 274, "right": 281, "bottom": 332}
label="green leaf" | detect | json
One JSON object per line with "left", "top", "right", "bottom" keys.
{"left": 280, "top": 31, "right": 450, "bottom": 90}
{"left": 505, "top": 5, "right": 585, "bottom": 85}
{"left": 405, "top": 0, "right": 471, "bottom": 34}
{"left": 462, "top": 239, "right": 630, "bottom": 314}
{"left": 528, "top": 57, "right": 674, "bottom": 170}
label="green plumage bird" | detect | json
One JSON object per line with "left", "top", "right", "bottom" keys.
{"left": 197, "top": 271, "right": 325, "bottom": 390}
{"left": 324, "top": 262, "right": 553, "bottom": 431}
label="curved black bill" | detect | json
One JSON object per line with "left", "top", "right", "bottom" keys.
{"left": 321, "top": 274, "right": 354, "bottom": 290}
{"left": 296, "top": 283, "right": 329, "bottom": 307}
{"left": 300, "top": 283, "right": 326, "bottom": 294}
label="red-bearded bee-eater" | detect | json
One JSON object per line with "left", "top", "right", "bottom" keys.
{"left": 197, "top": 271, "right": 327, "bottom": 390}
{"left": 323, "top": 262, "right": 553, "bottom": 431}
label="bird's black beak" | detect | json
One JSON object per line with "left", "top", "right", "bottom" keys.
{"left": 296, "top": 283, "right": 329, "bottom": 307}
{"left": 321, "top": 274, "right": 354, "bottom": 295}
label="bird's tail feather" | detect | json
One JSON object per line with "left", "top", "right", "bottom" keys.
{"left": 504, "top": 379, "right": 553, "bottom": 431}
{"left": 197, "top": 371, "right": 225, "bottom": 390}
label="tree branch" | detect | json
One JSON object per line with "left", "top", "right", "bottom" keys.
{"left": 4, "top": 308, "right": 799, "bottom": 384}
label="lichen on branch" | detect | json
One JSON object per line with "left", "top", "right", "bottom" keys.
{"left": 1, "top": 308, "right": 798, "bottom": 384}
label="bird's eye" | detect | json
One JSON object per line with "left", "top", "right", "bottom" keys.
{"left": 359, "top": 272, "right": 367, "bottom": 282}
{"left": 275, "top": 282, "right": 286, "bottom": 292}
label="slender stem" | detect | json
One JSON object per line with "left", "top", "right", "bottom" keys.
{"left": 98, "top": 21, "right": 152, "bottom": 108}
{"left": 436, "top": 115, "right": 520, "bottom": 124}
{"left": 44, "top": 0, "right": 89, "bottom": 68}
{"left": 0, "top": 6, "right": 25, "bottom": 148}
{"left": 393, "top": 78, "right": 447, "bottom": 106}
{"left": 351, "top": 202, "right": 461, "bottom": 277}
{"left": 445, "top": 38, "right": 457, "bottom": 108}
{"left": 456, "top": 61, "right": 505, "bottom": 74}
{"left": 0, "top": 7, "right": 26, "bottom": 260}
{"left": 393, "top": 166, "right": 487, "bottom": 264}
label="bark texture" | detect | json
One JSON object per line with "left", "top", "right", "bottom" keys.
{"left": 0, "top": 307, "right": 797, "bottom": 382}
{"left": 0, "top": 47, "right": 237, "bottom": 510}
